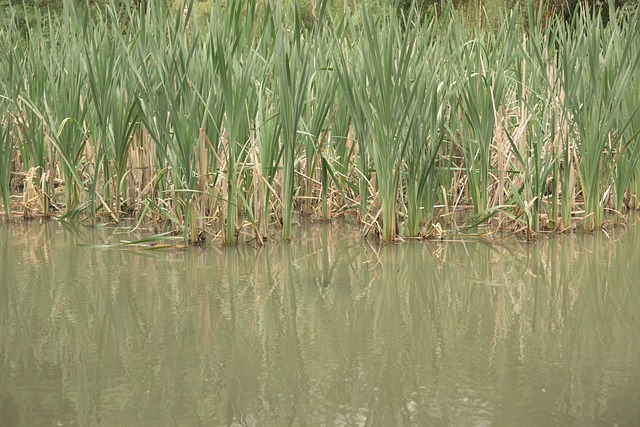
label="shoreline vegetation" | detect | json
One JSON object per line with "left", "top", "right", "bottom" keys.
{"left": 1, "top": 0, "right": 640, "bottom": 244}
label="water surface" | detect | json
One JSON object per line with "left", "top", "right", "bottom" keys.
{"left": 1, "top": 221, "right": 639, "bottom": 426}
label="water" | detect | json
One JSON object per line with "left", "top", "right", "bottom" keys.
{"left": 1, "top": 220, "right": 639, "bottom": 426}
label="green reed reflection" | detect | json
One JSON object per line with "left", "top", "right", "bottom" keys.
{"left": 1, "top": 220, "right": 639, "bottom": 426}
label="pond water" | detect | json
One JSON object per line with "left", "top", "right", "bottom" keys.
{"left": 1, "top": 220, "right": 639, "bottom": 426}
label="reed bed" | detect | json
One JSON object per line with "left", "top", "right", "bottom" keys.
{"left": 1, "top": 0, "right": 639, "bottom": 243}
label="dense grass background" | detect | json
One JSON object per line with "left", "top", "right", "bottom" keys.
{"left": 1, "top": 0, "right": 639, "bottom": 243}
{"left": 5, "top": 0, "right": 638, "bottom": 33}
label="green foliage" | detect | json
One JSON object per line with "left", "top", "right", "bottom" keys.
{"left": 1, "top": 0, "right": 640, "bottom": 243}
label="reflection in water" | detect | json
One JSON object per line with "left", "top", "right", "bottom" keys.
{"left": 1, "top": 221, "right": 640, "bottom": 426}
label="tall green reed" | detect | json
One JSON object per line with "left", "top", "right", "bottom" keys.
{"left": 562, "top": 6, "right": 640, "bottom": 231}
{"left": 609, "top": 9, "right": 640, "bottom": 218}
{"left": 212, "top": 0, "right": 259, "bottom": 243}
{"left": 337, "top": 7, "right": 425, "bottom": 241}
{"left": 301, "top": 30, "right": 337, "bottom": 221}
{"left": 132, "top": 1, "right": 212, "bottom": 243}
{"left": 0, "top": 16, "right": 18, "bottom": 220}
{"left": 0, "top": 98, "right": 12, "bottom": 220}
{"left": 273, "top": 3, "right": 310, "bottom": 241}
{"left": 82, "top": 6, "right": 141, "bottom": 222}
{"left": 506, "top": 18, "right": 557, "bottom": 235}
{"left": 450, "top": 13, "right": 515, "bottom": 216}
{"left": 15, "top": 9, "right": 57, "bottom": 218}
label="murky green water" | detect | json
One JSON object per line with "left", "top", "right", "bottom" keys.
{"left": 1, "top": 220, "right": 640, "bottom": 426}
